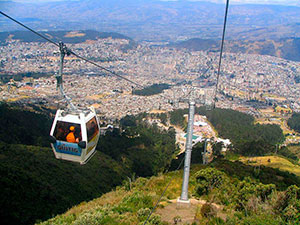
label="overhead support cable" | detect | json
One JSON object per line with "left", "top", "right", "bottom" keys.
{"left": 0, "top": 10, "right": 143, "bottom": 89}
{"left": 213, "top": 0, "right": 230, "bottom": 106}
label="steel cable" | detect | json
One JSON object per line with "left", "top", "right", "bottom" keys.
{"left": 213, "top": 0, "right": 230, "bottom": 106}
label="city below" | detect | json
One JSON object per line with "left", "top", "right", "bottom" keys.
{"left": 1, "top": 35, "right": 300, "bottom": 144}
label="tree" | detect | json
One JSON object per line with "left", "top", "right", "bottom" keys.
{"left": 212, "top": 142, "right": 223, "bottom": 157}
{"left": 194, "top": 167, "right": 228, "bottom": 196}
{"left": 288, "top": 113, "right": 300, "bottom": 132}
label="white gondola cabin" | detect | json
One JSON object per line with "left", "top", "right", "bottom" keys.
{"left": 49, "top": 107, "right": 100, "bottom": 164}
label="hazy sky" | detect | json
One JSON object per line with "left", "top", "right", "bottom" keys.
{"left": 4, "top": 0, "right": 296, "bottom": 5}
{"left": 5, "top": 0, "right": 77, "bottom": 1}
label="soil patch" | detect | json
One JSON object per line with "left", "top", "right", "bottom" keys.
{"left": 156, "top": 199, "right": 205, "bottom": 224}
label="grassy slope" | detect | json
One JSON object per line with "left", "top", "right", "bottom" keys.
{"left": 37, "top": 164, "right": 204, "bottom": 225}
{"left": 288, "top": 145, "right": 300, "bottom": 162}
{"left": 240, "top": 155, "right": 300, "bottom": 177}
{"left": 37, "top": 158, "right": 300, "bottom": 225}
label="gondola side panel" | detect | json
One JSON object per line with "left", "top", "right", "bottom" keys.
{"left": 54, "top": 141, "right": 82, "bottom": 156}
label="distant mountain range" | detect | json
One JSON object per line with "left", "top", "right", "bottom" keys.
{"left": 0, "top": 30, "right": 133, "bottom": 45}
{"left": 1, "top": 0, "right": 300, "bottom": 41}
{"left": 1, "top": 29, "right": 300, "bottom": 62}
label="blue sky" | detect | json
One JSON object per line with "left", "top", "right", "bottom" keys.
{"left": 3, "top": 0, "right": 295, "bottom": 4}
{"left": 1, "top": 0, "right": 298, "bottom": 7}
{"left": 7, "top": 0, "right": 69, "bottom": 1}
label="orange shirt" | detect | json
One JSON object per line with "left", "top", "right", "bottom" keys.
{"left": 66, "top": 132, "right": 76, "bottom": 143}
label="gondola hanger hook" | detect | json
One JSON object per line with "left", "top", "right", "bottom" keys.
{"left": 56, "top": 41, "right": 77, "bottom": 111}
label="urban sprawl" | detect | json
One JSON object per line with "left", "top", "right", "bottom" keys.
{"left": 1, "top": 37, "right": 300, "bottom": 145}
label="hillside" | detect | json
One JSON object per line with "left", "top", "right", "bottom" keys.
{"left": 240, "top": 155, "right": 300, "bottom": 177}
{"left": 31, "top": 107, "right": 300, "bottom": 224}
{"left": 171, "top": 37, "right": 300, "bottom": 62}
{"left": 0, "top": 30, "right": 134, "bottom": 45}
{"left": 288, "top": 112, "right": 300, "bottom": 132}
{"left": 0, "top": 103, "right": 52, "bottom": 146}
{"left": 37, "top": 158, "right": 300, "bottom": 225}
{"left": 1, "top": 104, "right": 300, "bottom": 224}
{"left": 0, "top": 143, "right": 129, "bottom": 225}
{"left": 0, "top": 104, "right": 130, "bottom": 225}
{"left": 170, "top": 107, "right": 285, "bottom": 156}
{"left": 0, "top": 104, "right": 177, "bottom": 225}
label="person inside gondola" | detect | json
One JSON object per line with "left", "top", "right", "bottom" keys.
{"left": 56, "top": 126, "right": 66, "bottom": 141}
{"left": 66, "top": 126, "right": 79, "bottom": 143}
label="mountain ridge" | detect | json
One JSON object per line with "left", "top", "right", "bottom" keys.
{"left": 170, "top": 37, "right": 300, "bottom": 61}
{"left": 2, "top": 29, "right": 300, "bottom": 62}
{"left": 1, "top": 0, "right": 300, "bottom": 41}
{"left": 0, "top": 30, "right": 133, "bottom": 45}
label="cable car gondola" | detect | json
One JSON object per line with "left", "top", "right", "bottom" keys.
{"left": 49, "top": 42, "right": 100, "bottom": 164}
{"left": 50, "top": 107, "right": 100, "bottom": 164}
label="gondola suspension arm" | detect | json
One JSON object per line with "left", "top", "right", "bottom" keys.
{"left": 56, "top": 42, "right": 77, "bottom": 111}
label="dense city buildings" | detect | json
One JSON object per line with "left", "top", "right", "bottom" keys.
{"left": 1, "top": 38, "right": 300, "bottom": 120}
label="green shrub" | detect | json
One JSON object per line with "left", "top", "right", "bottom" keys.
{"left": 114, "top": 191, "right": 153, "bottom": 213}
{"left": 201, "top": 203, "right": 216, "bottom": 218}
{"left": 226, "top": 213, "right": 284, "bottom": 225}
{"left": 72, "top": 211, "right": 104, "bottom": 225}
{"left": 207, "top": 217, "right": 226, "bottom": 225}
{"left": 194, "top": 167, "right": 228, "bottom": 196}
{"left": 138, "top": 214, "right": 165, "bottom": 225}
{"left": 137, "top": 208, "right": 151, "bottom": 221}
{"left": 134, "top": 177, "right": 148, "bottom": 189}
{"left": 274, "top": 185, "right": 300, "bottom": 222}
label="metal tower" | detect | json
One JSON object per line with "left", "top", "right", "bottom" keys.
{"left": 170, "top": 86, "right": 213, "bottom": 204}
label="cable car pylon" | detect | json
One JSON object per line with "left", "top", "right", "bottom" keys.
{"left": 168, "top": 86, "right": 212, "bottom": 205}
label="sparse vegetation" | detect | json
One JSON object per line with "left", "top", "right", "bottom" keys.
{"left": 240, "top": 156, "right": 300, "bottom": 177}
{"left": 193, "top": 166, "right": 299, "bottom": 225}
{"left": 37, "top": 159, "right": 300, "bottom": 225}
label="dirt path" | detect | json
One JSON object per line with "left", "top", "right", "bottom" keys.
{"left": 156, "top": 199, "right": 206, "bottom": 224}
